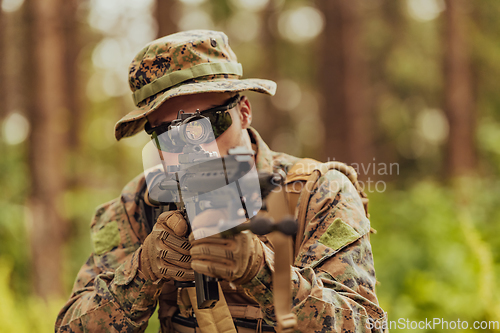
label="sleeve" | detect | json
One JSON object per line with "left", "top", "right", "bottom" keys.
{"left": 242, "top": 170, "right": 387, "bottom": 333}
{"left": 55, "top": 179, "right": 164, "bottom": 333}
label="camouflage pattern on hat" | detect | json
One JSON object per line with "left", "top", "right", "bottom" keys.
{"left": 115, "top": 30, "right": 277, "bottom": 141}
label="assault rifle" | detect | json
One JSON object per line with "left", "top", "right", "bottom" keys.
{"left": 143, "top": 111, "right": 296, "bottom": 310}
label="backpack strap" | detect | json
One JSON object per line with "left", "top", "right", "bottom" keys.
{"left": 284, "top": 158, "right": 369, "bottom": 258}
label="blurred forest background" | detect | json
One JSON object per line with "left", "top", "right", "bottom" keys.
{"left": 1, "top": 0, "right": 500, "bottom": 332}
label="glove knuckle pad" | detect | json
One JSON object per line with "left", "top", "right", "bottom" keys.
{"left": 157, "top": 211, "right": 189, "bottom": 235}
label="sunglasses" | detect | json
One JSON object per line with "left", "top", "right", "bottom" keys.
{"left": 145, "top": 94, "right": 241, "bottom": 152}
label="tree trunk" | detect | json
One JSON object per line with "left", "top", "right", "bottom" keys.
{"left": 155, "top": 0, "right": 177, "bottom": 37}
{"left": 444, "top": 0, "right": 476, "bottom": 177}
{"left": 24, "top": 0, "right": 69, "bottom": 299}
{"left": 319, "top": 0, "right": 373, "bottom": 180}
{"left": 258, "top": 0, "right": 280, "bottom": 143}
{"left": 3, "top": 8, "right": 27, "bottom": 120}
{"left": 63, "top": 0, "right": 81, "bottom": 155}
{"left": 61, "top": 0, "right": 84, "bottom": 189}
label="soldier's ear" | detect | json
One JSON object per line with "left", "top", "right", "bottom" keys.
{"left": 238, "top": 96, "right": 252, "bottom": 129}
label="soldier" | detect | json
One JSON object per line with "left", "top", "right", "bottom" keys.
{"left": 56, "top": 30, "right": 387, "bottom": 333}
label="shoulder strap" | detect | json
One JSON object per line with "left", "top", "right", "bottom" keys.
{"left": 285, "top": 158, "right": 370, "bottom": 258}
{"left": 263, "top": 187, "right": 298, "bottom": 332}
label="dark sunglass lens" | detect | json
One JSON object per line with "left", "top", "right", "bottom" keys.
{"left": 207, "top": 111, "right": 233, "bottom": 139}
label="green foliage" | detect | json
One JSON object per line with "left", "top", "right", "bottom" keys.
{"left": 0, "top": 259, "right": 65, "bottom": 333}
{"left": 370, "top": 180, "right": 500, "bottom": 331}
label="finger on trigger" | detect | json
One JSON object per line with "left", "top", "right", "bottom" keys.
{"left": 190, "top": 233, "right": 229, "bottom": 245}
{"left": 190, "top": 246, "right": 235, "bottom": 264}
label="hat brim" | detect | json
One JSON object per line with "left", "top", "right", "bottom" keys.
{"left": 115, "top": 77, "right": 276, "bottom": 141}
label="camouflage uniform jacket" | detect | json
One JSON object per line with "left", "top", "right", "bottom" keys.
{"left": 55, "top": 127, "right": 387, "bottom": 332}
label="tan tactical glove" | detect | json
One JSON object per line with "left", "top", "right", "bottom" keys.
{"left": 140, "top": 211, "right": 195, "bottom": 281}
{"left": 189, "top": 210, "right": 264, "bottom": 284}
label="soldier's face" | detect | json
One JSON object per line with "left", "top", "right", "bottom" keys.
{"left": 147, "top": 92, "right": 253, "bottom": 163}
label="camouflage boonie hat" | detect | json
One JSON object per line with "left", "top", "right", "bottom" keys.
{"left": 115, "top": 30, "right": 277, "bottom": 140}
